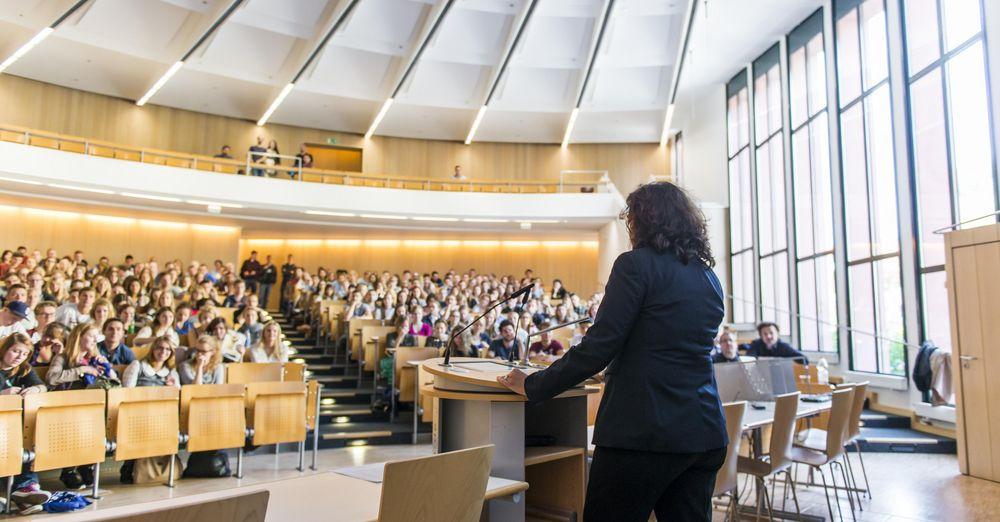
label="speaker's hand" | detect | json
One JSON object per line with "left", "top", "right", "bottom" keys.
{"left": 497, "top": 369, "right": 528, "bottom": 396}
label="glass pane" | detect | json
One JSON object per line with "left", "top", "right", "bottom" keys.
{"left": 910, "top": 68, "right": 951, "bottom": 268}
{"left": 798, "top": 258, "right": 818, "bottom": 350}
{"left": 921, "top": 271, "right": 951, "bottom": 351}
{"left": 755, "top": 73, "right": 770, "bottom": 143}
{"left": 840, "top": 104, "right": 872, "bottom": 260}
{"left": 807, "top": 34, "right": 828, "bottom": 116}
{"left": 740, "top": 151, "right": 754, "bottom": 249}
{"left": 790, "top": 47, "right": 808, "bottom": 128}
{"left": 860, "top": 0, "right": 889, "bottom": 89}
{"left": 837, "top": 8, "right": 862, "bottom": 106}
{"left": 733, "top": 251, "right": 756, "bottom": 323}
{"left": 875, "top": 257, "right": 905, "bottom": 376}
{"left": 756, "top": 143, "right": 773, "bottom": 254}
{"left": 942, "top": 0, "right": 982, "bottom": 51}
{"left": 774, "top": 252, "right": 790, "bottom": 331}
{"left": 865, "top": 84, "right": 900, "bottom": 255}
{"left": 728, "top": 94, "right": 740, "bottom": 154}
{"left": 770, "top": 138, "right": 787, "bottom": 252}
{"left": 946, "top": 42, "right": 997, "bottom": 227}
{"left": 849, "top": 263, "right": 877, "bottom": 372}
{"left": 903, "top": 0, "right": 941, "bottom": 75}
{"left": 760, "top": 256, "right": 775, "bottom": 324}
{"left": 811, "top": 114, "right": 835, "bottom": 253}
{"left": 729, "top": 157, "right": 743, "bottom": 252}
{"left": 792, "top": 129, "right": 814, "bottom": 256}
{"left": 767, "top": 65, "right": 783, "bottom": 134}
{"left": 738, "top": 88, "right": 750, "bottom": 147}
{"left": 816, "top": 254, "right": 838, "bottom": 352}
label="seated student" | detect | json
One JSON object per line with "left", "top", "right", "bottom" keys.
{"left": 178, "top": 335, "right": 225, "bottom": 385}
{"left": 0, "top": 301, "right": 30, "bottom": 339}
{"left": 133, "top": 307, "right": 181, "bottom": 348}
{"left": 28, "top": 301, "right": 58, "bottom": 343}
{"left": 206, "top": 317, "right": 248, "bottom": 362}
{"left": 98, "top": 318, "right": 137, "bottom": 365}
{"left": 247, "top": 320, "right": 288, "bottom": 363}
{"left": 424, "top": 319, "right": 449, "bottom": 348}
{"left": 487, "top": 320, "right": 523, "bottom": 361}
{"left": 237, "top": 307, "right": 264, "bottom": 347}
{"left": 121, "top": 336, "right": 179, "bottom": 388}
{"left": 387, "top": 316, "right": 418, "bottom": 349}
{"left": 742, "top": 322, "right": 808, "bottom": 363}
{"left": 459, "top": 319, "right": 490, "bottom": 357}
{"left": 0, "top": 333, "right": 52, "bottom": 513}
{"left": 711, "top": 328, "right": 740, "bottom": 363}
{"left": 406, "top": 310, "right": 432, "bottom": 337}
{"left": 90, "top": 298, "right": 114, "bottom": 338}
{"left": 173, "top": 302, "right": 196, "bottom": 338}
{"left": 528, "top": 322, "right": 565, "bottom": 360}
{"left": 32, "top": 322, "right": 67, "bottom": 366}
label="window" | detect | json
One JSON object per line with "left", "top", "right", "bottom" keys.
{"left": 836, "top": 0, "right": 906, "bottom": 375}
{"left": 753, "top": 47, "right": 791, "bottom": 331}
{"left": 903, "top": 0, "right": 998, "bottom": 353}
{"left": 727, "top": 74, "right": 755, "bottom": 323}
{"left": 789, "top": 11, "right": 838, "bottom": 352}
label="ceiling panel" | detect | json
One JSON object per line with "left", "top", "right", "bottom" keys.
{"left": 396, "top": 60, "right": 486, "bottom": 108}
{"left": 151, "top": 67, "right": 273, "bottom": 119}
{"left": 571, "top": 109, "right": 662, "bottom": 143}
{"left": 474, "top": 110, "right": 565, "bottom": 143}
{"left": 187, "top": 21, "right": 298, "bottom": 83}
{"left": 376, "top": 102, "right": 475, "bottom": 140}
{"left": 298, "top": 45, "right": 396, "bottom": 99}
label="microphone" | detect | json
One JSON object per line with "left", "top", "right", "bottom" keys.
{"left": 440, "top": 282, "right": 535, "bottom": 367}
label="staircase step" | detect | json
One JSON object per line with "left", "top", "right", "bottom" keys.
{"left": 860, "top": 408, "right": 912, "bottom": 429}
{"left": 856, "top": 426, "right": 956, "bottom": 454}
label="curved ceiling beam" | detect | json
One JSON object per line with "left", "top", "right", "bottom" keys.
{"left": 463, "top": 0, "right": 539, "bottom": 145}
{"left": 136, "top": 0, "right": 246, "bottom": 106}
{"left": 561, "top": 0, "right": 617, "bottom": 148}
{"left": 364, "top": 0, "right": 457, "bottom": 140}
{"left": 0, "top": 0, "right": 91, "bottom": 75}
{"left": 256, "top": 0, "right": 361, "bottom": 126}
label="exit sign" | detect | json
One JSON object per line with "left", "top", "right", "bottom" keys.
{"left": 327, "top": 137, "right": 338, "bottom": 145}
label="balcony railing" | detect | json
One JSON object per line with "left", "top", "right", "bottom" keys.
{"left": 0, "top": 123, "right": 610, "bottom": 194}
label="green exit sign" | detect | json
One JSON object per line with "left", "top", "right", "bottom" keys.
{"left": 327, "top": 137, "right": 338, "bottom": 145}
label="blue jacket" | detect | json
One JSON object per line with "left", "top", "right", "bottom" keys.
{"left": 98, "top": 341, "right": 136, "bottom": 365}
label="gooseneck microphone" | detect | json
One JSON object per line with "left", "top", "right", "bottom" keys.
{"left": 440, "top": 282, "right": 534, "bottom": 367}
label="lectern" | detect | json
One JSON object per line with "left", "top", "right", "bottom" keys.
{"left": 421, "top": 357, "right": 596, "bottom": 520}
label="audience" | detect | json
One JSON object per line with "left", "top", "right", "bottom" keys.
{"left": 528, "top": 322, "right": 564, "bottom": 360}
{"left": 488, "top": 320, "right": 523, "bottom": 361}
{"left": 178, "top": 335, "right": 225, "bottom": 385}
{"left": 98, "top": 318, "right": 136, "bottom": 365}
{"left": 741, "top": 322, "right": 808, "bottom": 363}
{"left": 712, "top": 328, "right": 740, "bottom": 363}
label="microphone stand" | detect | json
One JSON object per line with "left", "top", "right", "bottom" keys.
{"left": 440, "top": 283, "right": 533, "bottom": 368}
{"left": 509, "top": 316, "right": 593, "bottom": 369}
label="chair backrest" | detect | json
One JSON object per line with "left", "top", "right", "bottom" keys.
{"left": 227, "top": 362, "right": 284, "bottom": 384}
{"left": 378, "top": 445, "right": 494, "bottom": 522}
{"left": 283, "top": 361, "right": 306, "bottom": 382}
{"left": 180, "top": 384, "right": 246, "bottom": 452}
{"left": 132, "top": 345, "right": 151, "bottom": 362}
{"left": 847, "top": 381, "right": 868, "bottom": 440}
{"left": 32, "top": 365, "right": 50, "bottom": 382}
{"left": 394, "top": 348, "right": 439, "bottom": 402}
{"left": 823, "top": 386, "right": 856, "bottom": 457}
{"left": 362, "top": 326, "right": 398, "bottom": 371}
{"left": 245, "top": 381, "right": 307, "bottom": 445}
{"left": 0, "top": 395, "right": 23, "bottom": 478}
{"left": 24, "top": 389, "right": 106, "bottom": 472}
{"left": 713, "top": 401, "right": 747, "bottom": 496}
{"left": 766, "top": 391, "right": 801, "bottom": 472}
{"left": 414, "top": 335, "right": 428, "bottom": 347}
{"left": 306, "top": 380, "right": 321, "bottom": 431}
{"left": 218, "top": 307, "right": 238, "bottom": 325}
{"left": 107, "top": 386, "right": 180, "bottom": 461}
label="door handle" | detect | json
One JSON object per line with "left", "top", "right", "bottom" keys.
{"left": 959, "top": 355, "right": 978, "bottom": 361}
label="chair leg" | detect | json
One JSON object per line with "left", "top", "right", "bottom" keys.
{"left": 816, "top": 465, "right": 837, "bottom": 522}
{"left": 827, "top": 463, "right": 846, "bottom": 522}
{"left": 729, "top": 487, "right": 739, "bottom": 522}
{"left": 843, "top": 450, "right": 864, "bottom": 510}
{"left": 755, "top": 477, "right": 764, "bottom": 521}
{"left": 92, "top": 462, "right": 101, "bottom": 500}
{"left": 760, "top": 478, "right": 776, "bottom": 522}
{"left": 5, "top": 475, "right": 13, "bottom": 514}
{"left": 236, "top": 448, "right": 244, "bottom": 479}
{"left": 834, "top": 461, "right": 856, "bottom": 521}
{"left": 167, "top": 455, "right": 176, "bottom": 488}
{"left": 297, "top": 441, "right": 305, "bottom": 472}
{"left": 784, "top": 470, "right": 803, "bottom": 522}
{"left": 854, "top": 440, "right": 872, "bottom": 499}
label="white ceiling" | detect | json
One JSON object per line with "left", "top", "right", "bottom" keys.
{"left": 0, "top": 0, "right": 686, "bottom": 144}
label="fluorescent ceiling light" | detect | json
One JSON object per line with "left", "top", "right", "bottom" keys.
{"left": 187, "top": 199, "right": 244, "bottom": 208}
{"left": 136, "top": 61, "right": 184, "bottom": 106}
{"left": 365, "top": 98, "right": 394, "bottom": 140}
{"left": 121, "top": 192, "right": 182, "bottom": 203}
{"left": 411, "top": 216, "right": 459, "bottom": 222}
{"left": 659, "top": 104, "right": 676, "bottom": 147}
{"left": 257, "top": 83, "right": 295, "bottom": 126}
{"left": 462, "top": 218, "right": 509, "bottom": 223}
{"left": 0, "top": 176, "right": 43, "bottom": 186}
{"left": 0, "top": 27, "right": 54, "bottom": 75}
{"left": 561, "top": 107, "right": 579, "bottom": 148}
{"left": 359, "top": 213, "right": 408, "bottom": 220}
{"left": 303, "top": 210, "right": 356, "bottom": 217}
{"left": 465, "top": 105, "right": 488, "bottom": 145}
{"left": 47, "top": 183, "right": 115, "bottom": 195}
{"left": 520, "top": 219, "right": 560, "bottom": 224}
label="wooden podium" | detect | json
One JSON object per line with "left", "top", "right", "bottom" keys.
{"left": 421, "top": 357, "right": 596, "bottom": 521}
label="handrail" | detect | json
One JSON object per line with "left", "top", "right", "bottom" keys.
{"left": 0, "top": 122, "right": 611, "bottom": 194}
{"left": 931, "top": 210, "right": 1000, "bottom": 234}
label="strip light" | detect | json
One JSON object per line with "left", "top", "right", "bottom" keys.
{"left": 136, "top": 61, "right": 184, "bottom": 106}
{"left": 187, "top": 199, "right": 244, "bottom": 208}
{"left": 561, "top": 108, "right": 579, "bottom": 148}
{"left": 359, "top": 213, "right": 408, "bottom": 220}
{"left": 121, "top": 192, "right": 182, "bottom": 203}
{"left": 365, "top": 98, "right": 394, "bottom": 140}
{"left": 0, "top": 27, "right": 54, "bottom": 75}
{"left": 411, "top": 216, "right": 459, "bottom": 222}
{"left": 464, "top": 105, "right": 488, "bottom": 145}
{"left": 47, "top": 183, "right": 115, "bottom": 195}
{"left": 0, "top": 176, "right": 43, "bottom": 186}
{"left": 659, "top": 103, "right": 676, "bottom": 147}
{"left": 257, "top": 83, "right": 295, "bottom": 126}
{"left": 462, "top": 218, "right": 509, "bottom": 223}
{"left": 304, "top": 210, "right": 356, "bottom": 217}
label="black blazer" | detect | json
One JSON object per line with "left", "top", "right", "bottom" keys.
{"left": 524, "top": 248, "right": 728, "bottom": 453}
{"left": 742, "top": 339, "right": 808, "bottom": 363}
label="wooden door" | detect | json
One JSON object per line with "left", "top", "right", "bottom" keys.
{"left": 306, "top": 144, "right": 362, "bottom": 172}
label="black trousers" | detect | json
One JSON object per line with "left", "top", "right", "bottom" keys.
{"left": 584, "top": 445, "right": 727, "bottom": 522}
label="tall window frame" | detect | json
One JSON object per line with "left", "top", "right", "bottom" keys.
{"left": 788, "top": 11, "right": 839, "bottom": 353}
{"left": 901, "top": 0, "right": 999, "bottom": 357}
{"left": 835, "top": 0, "right": 907, "bottom": 376}
{"left": 727, "top": 73, "right": 756, "bottom": 324}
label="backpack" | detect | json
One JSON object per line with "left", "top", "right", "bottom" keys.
{"left": 912, "top": 341, "right": 938, "bottom": 393}
{"left": 183, "top": 451, "right": 231, "bottom": 478}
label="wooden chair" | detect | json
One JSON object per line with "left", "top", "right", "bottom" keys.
{"left": 713, "top": 401, "right": 747, "bottom": 522}
{"left": 218, "top": 307, "right": 238, "bottom": 325}
{"left": 0, "top": 396, "right": 23, "bottom": 514}
{"left": 306, "top": 380, "right": 322, "bottom": 470}
{"left": 180, "top": 384, "right": 247, "bottom": 478}
{"left": 226, "top": 362, "right": 283, "bottom": 384}
{"left": 392, "top": 347, "right": 439, "bottom": 420}
{"left": 283, "top": 361, "right": 306, "bottom": 382}
{"left": 736, "top": 392, "right": 801, "bottom": 520}
{"left": 132, "top": 345, "right": 151, "bottom": 362}
{"left": 245, "top": 382, "right": 308, "bottom": 471}
{"left": 377, "top": 445, "right": 494, "bottom": 522}
{"left": 347, "top": 319, "right": 383, "bottom": 366}
{"left": 23, "top": 390, "right": 107, "bottom": 499}
{"left": 106, "top": 387, "right": 181, "bottom": 486}
{"left": 362, "top": 326, "right": 397, "bottom": 372}
{"left": 844, "top": 382, "right": 871, "bottom": 500}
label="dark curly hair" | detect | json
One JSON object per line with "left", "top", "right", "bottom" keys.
{"left": 620, "top": 181, "right": 714, "bottom": 267}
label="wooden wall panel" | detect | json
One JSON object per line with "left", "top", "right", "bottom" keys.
{"left": 240, "top": 239, "right": 602, "bottom": 296}
{"left": 0, "top": 75, "right": 669, "bottom": 193}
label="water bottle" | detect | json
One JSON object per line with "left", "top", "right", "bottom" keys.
{"left": 816, "top": 357, "right": 829, "bottom": 385}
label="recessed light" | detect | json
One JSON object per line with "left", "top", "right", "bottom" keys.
{"left": 121, "top": 192, "right": 182, "bottom": 203}
{"left": 359, "top": 214, "right": 408, "bottom": 220}
{"left": 303, "top": 210, "right": 356, "bottom": 217}
{"left": 186, "top": 199, "right": 244, "bottom": 208}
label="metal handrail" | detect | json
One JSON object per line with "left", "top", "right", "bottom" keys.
{"left": 931, "top": 210, "right": 1000, "bottom": 234}
{"left": 0, "top": 122, "right": 611, "bottom": 194}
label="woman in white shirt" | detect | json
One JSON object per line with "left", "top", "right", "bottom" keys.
{"left": 206, "top": 317, "right": 247, "bottom": 362}
{"left": 133, "top": 307, "right": 180, "bottom": 348}
{"left": 247, "top": 320, "right": 288, "bottom": 363}
{"left": 121, "top": 336, "right": 179, "bottom": 388}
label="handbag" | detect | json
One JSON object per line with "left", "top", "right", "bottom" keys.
{"left": 133, "top": 455, "right": 185, "bottom": 485}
